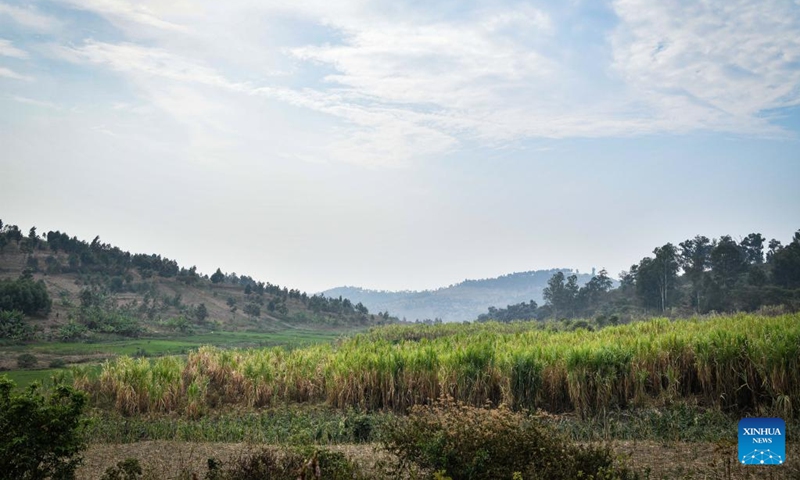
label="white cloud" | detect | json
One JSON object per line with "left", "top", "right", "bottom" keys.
{"left": 0, "top": 39, "right": 27, "bottom": 58}
{"left": 611, "top": 0, "right": 800, "bottom": 133}
{"left": 33, "top": 0, "right": 800, "bottom": 166}
{"left": 9, "top": 95, "right": 59, "bottom": 108}
{"left": 54, "top": 0, "right": 188, "bottom": 32}
{"left": 0, "top": 2, "right": 58, "bottom": 31}
{"left": 0, "top": 66, "right": 33, "bottom": 81}
{"left": 53, "top": 40, "right": 243, "bottom": 89}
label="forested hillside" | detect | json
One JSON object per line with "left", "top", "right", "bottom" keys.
{"left": 0, "top": 220, "right": 394, "bottom": 344}
{"left": 479, "top": 230, "right": 800, "bottom": 323}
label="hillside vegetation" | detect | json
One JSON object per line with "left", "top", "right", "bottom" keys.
{"left": 478, "top": 230, "right": 800, "bottom": 323}
{"left": 0, "top": 220, "right": 393, "bottom": 347}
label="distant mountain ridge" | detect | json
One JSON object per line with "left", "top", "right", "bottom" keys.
{"left": 323, "top": 269, "right": 601, "bottom": 322}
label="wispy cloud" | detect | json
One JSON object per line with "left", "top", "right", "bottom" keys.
{"left": 611, "top": 0, "right": 800, "bottom": 133}
{"left": 53, "top": 40, "right": 243, "bottom": 89}
{"left": 9, "top": 95, "right": 60, "bottom": 109}
{"left": 53, "top": 0, "right": 187, "bottom": 32}
{"left": 0, "top": 38, "right": 27, "bottom": 58}
{"left": 22, "top": 0, "right": 800, "bottom": 166}
{"left": 0, "top": 2, "right": 58, "bottom": 31}
{"left": 0, "top": 66, "right": 33, "bottom": 81}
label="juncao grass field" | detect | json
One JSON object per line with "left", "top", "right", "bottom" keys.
{"left": 6, "top": 313, "right": 800, "bottom": 479}
{"left": 79, "top": 313, "right": 799, "bottom": 418}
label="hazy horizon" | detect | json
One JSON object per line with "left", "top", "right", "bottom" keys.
{"left": 2, "top": 1, "right": 799, "bottom": 293}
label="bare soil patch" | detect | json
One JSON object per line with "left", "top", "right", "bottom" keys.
{"left": 78, "top": 440, "right": 799, "bottom": 479}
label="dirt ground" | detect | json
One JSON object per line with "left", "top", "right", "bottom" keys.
{"left": 77, "top": 440, "right": 800, "bottom": 480}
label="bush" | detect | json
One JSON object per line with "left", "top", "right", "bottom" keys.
{"left": 101, "top": 458, "right": 143, "bottom": 480}
{"left": 17, "top": 353, "right": 38, "bottom": 369}
{"left": 0, "top": 376, "right": 88, "bottom": 479}
{"left": 205, "top": 448, "right": 364, "bottom": 480}
{"left": 380, "top": 396, "right": 635, "bottom": 480}
{"left": 0, "top": 276, "right": 52, "bottom": 316}
{"left": 49, "top": 358, "right": 67, "bottom": 369}
{"left": 0, "top": 310, "right": 35, "bottom": 342}
{"left": 58, "top": 321, "right": 89, "bottom": 342}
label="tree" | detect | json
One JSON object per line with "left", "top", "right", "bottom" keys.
{"left": 710, "top": 235, "right": 746, "bottom": 290}
{"left": 679, "top": 235, "right": 712, "bottom": 311}
{"left": 576, "top": 268, "right": 613, "bottom": 315}
{"left": 771, "top": 230, "right": 800, "bottom": 288}
{"left": 654, "top": 244, "right": 679, "bottom": 311}
{"left": 195, "top": 303, "right": 209, "bottom": 323}
{"left": 740, "top": 233, "right": 765, "bottom": 264}
{"left": 0, "top": 376, "right": 88, "bottom": 479}
{"left": 543, "top": 271, "right": 578, "bottom": 318}
{"left": 635, "top": 257, "right": 661, "bottom": 311}
{"left": 210, "top": 268, "right": 225, "bottom": 284}
{"left": 767, "top": 239, "right": 782, "bottom": 263}
{"left": 243, "top": 303, "right": 261, "bottom": 317}
{"left": 635, "top": 244, "right": 679, "bottom": 313}
{"left": 0, "top": 277, "right": 52, "bottom": 316}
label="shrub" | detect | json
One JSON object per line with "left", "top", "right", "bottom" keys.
{"left": 0, "top": 276, "right": 52, "bottom": 316}
{"left": 101, "top": 458, "right": 143, "bottom": 480}
{"left": 58, "top": 321, "right": 89, "bottom": 342}
{"left": 380, "top": 396, "right": 634, "bottom": 480}
{"left": 205, "top": 448, "right": 364, "bottom": 480}
{"left": 17, "top": 353, "right": 38, "bottom": 368}
{"left": 49, "top": 358, "right": 67, "bottom": 369}
{"left": 0, "top": 376, "right": 88, "bottom": 479}
{"left": 0, "top": 310, "right": 35, "bottom": 342}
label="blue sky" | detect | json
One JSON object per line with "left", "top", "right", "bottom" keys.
{"left": 1, "top": 0, "right": 799, "bottom": 292}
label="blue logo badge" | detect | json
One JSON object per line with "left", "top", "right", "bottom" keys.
{"left": 738, "top": 418, "right": 785, "bottom": 465}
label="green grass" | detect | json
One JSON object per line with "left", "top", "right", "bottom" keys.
{"left": 3, "top": 329, "right": 350, "bottom": 356}
{"left": 3, "top": 368, "right": 62, "bottom": 389}
{"left": 1, "top": 328, "right": 355, "bottom": 390}
{"left": 80, "top": 313, "right": 800, "bottom": 418}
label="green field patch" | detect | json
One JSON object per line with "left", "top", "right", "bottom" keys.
{"left": 4, "top": 368, "right": 62, "bottom": 389}
{"left": 4, "top": 329, "right": 350, "bottom": 357}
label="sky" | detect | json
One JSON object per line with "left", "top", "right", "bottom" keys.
{"left": 1, "top": 0, "right": 799, "bottom": 293}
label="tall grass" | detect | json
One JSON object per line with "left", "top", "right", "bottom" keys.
{"left": 77, "top": 313, "right": 800, "bottom": 418}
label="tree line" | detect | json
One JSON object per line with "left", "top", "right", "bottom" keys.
{"left": 479, "top": 229, "right": 800, "bottom": 322}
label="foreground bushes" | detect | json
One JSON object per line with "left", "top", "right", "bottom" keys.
{"left": 0, "top": 376, "right": 88, "bottom": 479}
{"left": 381, "top": 397, "right": 636, "bottom": 480}
{"left": 206, "top": 448, "right": 364, "bottom": 480}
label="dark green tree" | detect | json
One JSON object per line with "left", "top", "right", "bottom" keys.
{"left": 210, "top": 268, "right": 225, "bottom": 284}
{"left": 679, "top": 235, "right": 712, "bottom": 311}
{"left": 710, "top": 235, "right": 747, "bottom": 290}
{"left": 195, "top": 303, "right": 209, "bottom": 323}
{"left": 740, "top": 233, "right": 765, "bottom": 264}
{"left": 767, "top": 239, "right": 782, "bottom": 262}
{"left": 543, "top": 271, "right": 579, "bottom": 318}
{"left": 0, "top": 277, "right": 52, "bottom": 316}
{"left": 771, "top": 230, "right": 800, "bottom": 288}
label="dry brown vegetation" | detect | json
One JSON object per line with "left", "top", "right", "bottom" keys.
{"left": 76, "top": 440, "right": 800, "bottom": 480}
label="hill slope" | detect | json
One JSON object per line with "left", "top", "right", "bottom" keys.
{"left": 0, "top": 221, "right": 392, "bottom": 343}
{"left": 323, "top": 269, "right": 600, "bottom": 322}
